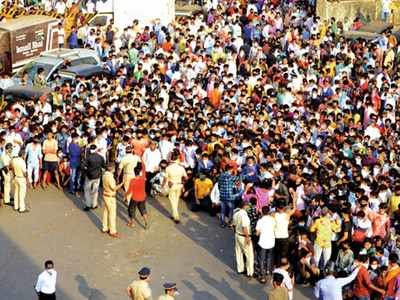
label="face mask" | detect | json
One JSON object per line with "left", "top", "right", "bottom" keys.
{"left": 371, "top": 264, "right": 378, "bottom": 270}
{"left": 273, "top": 163, "right": 281, "bottom": 171}
{"left": 47, "top": 269, "right": 54, "bottom": 275}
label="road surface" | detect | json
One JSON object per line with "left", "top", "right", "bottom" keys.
{"left": 0, "top": 186, "right": 314, "bottom": 299}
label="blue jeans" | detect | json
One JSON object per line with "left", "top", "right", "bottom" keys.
{"left": 355, "top": 296, "right": 370, "bottom": 300}
{"left": 382, "top": 11, "right": 389, "bottom": 22}
{"left": 384, "top": 297, "right": 395, "bottom": 300}
{"left": 69, "top": 167, "right": 80, "bottom": 193}
{"left": 220, "top": 201, "right": 234, "bottom": 225}
{"left": 259, "top": 247, "right": 274, "bottom": 277}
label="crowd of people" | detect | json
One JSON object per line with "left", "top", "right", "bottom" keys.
{"left": 2, "top": 0, "right": 400, "bottom": 299}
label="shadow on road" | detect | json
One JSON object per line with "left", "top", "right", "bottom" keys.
{"left": 75, "top": 274, "right": 107, "bottom": 300}
{"left": 0, "top": 229, "right": 74, "bottom": 300}
{"left": 150, "top": 196, "right": 235, "bottom": 267}
{"left": 182, "top": 280, "right": 219, "bottom": 300}
{"left": 63, "top": 190, "right": 131, "bottom": 233}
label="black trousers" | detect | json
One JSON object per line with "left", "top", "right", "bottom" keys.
{"left": 145, "top": 172, "right": 157, "bottom": 195}
{"left": 38, "top": 292, "right": 56, "bottom": 300}
{"left": 128, "top": 200, "right": 147, "bottom": 218}
{"left": 191, "top": 196, "right": 214, "bottom": 215}
{"left": 274, "top": 238, "right": 289, "bottom": 265}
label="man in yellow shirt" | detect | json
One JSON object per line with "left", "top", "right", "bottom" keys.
{"left": 193, "top": 173, "right": 214, "bottom": 215}
{"left": 390, "top": 185, "right": 400, "bottom": 215}
{"left": 310, "top": 207, "right": 340, "bottom": 268}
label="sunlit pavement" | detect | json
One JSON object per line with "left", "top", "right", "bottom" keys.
{"left": 0, "top": 186, "right": 313, "bottom": 299}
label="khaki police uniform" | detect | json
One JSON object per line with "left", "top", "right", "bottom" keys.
{"left": 128, "top": 279, "right": 152, "bottom": 300}
{"left": 1, "top": 152, "right": 12, "bottom": 204}
{"left": 102, "top": 170, "right": 117, "bottom": 234}
{"left": 119, "top": 153, "right": 141, "bottom": 191}
{"left": 165, "top": 162, "right": 187, "bottom": 221}
{"left": 232, "top": 208, "right": 254, "bottom": 276}
{"left": 10, "top": 156, "right": 27, "bottom": 212}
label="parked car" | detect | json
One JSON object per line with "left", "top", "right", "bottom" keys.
{"left": 343, "top": 21, "right": 392, "bottom": 41}
{"left": 58, "top": 64, "right": 110, "bottom": 83}
{"left": 12, "top": 48, "right": 100, "bottom": 86}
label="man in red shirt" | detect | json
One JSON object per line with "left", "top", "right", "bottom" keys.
{"left": 353, "top": 254, "right": 385, "bottom": 299}
{"left": 126, "top": 162, "right": 149, "bottom": 229}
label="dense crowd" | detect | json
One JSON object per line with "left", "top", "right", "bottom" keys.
{"left": 2, "top": 0, "right": 400, "bottom": 299}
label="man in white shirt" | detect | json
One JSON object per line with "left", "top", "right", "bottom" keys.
{"left": 382, "top": 0, "right": 391, "bottom": 22}
{"left": 55, "top": 0, "right": 66, "bottom": 15}
{"left": 35, "top": 260, "right": 57, "bottom": 300}
{"left": 256, "top": 206, "right": 276, "bottom": 283}
{"left": 142, "top": 141, "right": 161, "bottom": 195}
{"left": 364, "top": 117, "right": 381, "bottom": 141}
{"left": 159, "top": 135, "right": 174, "bottom": 160}
{"left": 86, "top": 0, "right": 95, "bottom": 13}
{"left": 273, "top": 258, "right": 294, "bottom": 300}
{"left": 232, "top": 200, "right": 254, "bottom": 278}
{"left": 44, "top": 0, "right": 53, "bottom": 12}
{"left": 57, "top": 23, "right": 65, "bottom": 48}
{"left": 95, "top": 130, "right": 108, "bottom": 161}
{"left": 274, "top": 189, "right": 297, "bottom": 266}
{"left": 5, "top": 126, "right": 23, "bottom": 158}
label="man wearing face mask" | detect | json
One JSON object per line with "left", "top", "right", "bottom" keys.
{"left": 35, "top": 260, "right": 57, "bottom": 300}
{"left": 353, "top": 254, "right": 385, "bottom": 299}
{"left": 158, "top": 283, "right": 178, "bottom": 300}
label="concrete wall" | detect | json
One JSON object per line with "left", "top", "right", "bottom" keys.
{"left": 317, "top": 0, "right": 378, "bottom": 22}
{"left": 95, "top": 0, "right": 175, "bottom": 29}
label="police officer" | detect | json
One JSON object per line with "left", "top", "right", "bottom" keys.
{"left": 117, "top": 146, "right": 140, "bottom": 200}
{"left": 10, "top": 150, "right": 28, "bottom": 213}
{"left": 127, "top": 267, "right": 152, "bottom": 300}
{"left": 1, "top": 143, "right": 13, "bottom": 205}
{"left": 165, "top": 151, "right": 187, "bottom": 223}
{"left": 102, "top": 162, "right": 123, "bottom": 238}
{"left": 232, "top": 200, "right": 254, "bottom": 278}
{"left": 158, "top": 283, "right": 178, "bottom": 300}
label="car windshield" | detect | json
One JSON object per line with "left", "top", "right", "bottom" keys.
{"left": 17, "top": 62, "right": 54, "bottom": 84}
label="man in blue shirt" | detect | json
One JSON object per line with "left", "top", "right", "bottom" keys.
{"left": 25, "top": 137, "right": 42, "bottom": 189}
{"left": 68, "top": 27, "right": 79, "bottom": 49}
{"left": 218, "top": 165, "right": 241, "bottom": 227}
{"left": 241, "top": 156, "right": 259, "bottom": 183}
{"left": 68, "top": 133, "right": 81, "bottom": 194}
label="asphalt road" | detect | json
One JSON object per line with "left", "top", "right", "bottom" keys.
{"left": 0, "top": 186, "right": 314, "bottom": 299}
